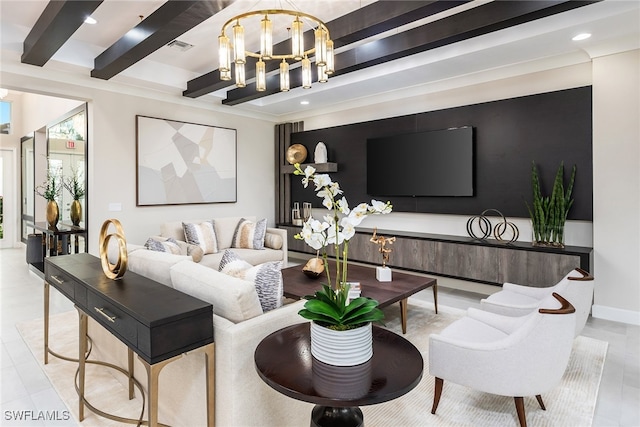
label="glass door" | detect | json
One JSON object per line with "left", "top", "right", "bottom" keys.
{"left": 21, "top": 135, "right": 35, "bottom": 242}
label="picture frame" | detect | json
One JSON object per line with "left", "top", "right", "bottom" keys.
{"left": 136, "top": 115, "right": 237, "bottom": 206}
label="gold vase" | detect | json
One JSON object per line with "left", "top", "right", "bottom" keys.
{"left": 46, "top": 200, "right": 59, "bottom": 228}
{"left": 70, "top": 199, "right": 82, "bottom": 226}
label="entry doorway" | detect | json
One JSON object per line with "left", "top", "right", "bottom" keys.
{"left": 0, "top": 148, "right": 16, "bottom": 248}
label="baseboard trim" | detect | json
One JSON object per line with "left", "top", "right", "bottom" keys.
{"left": 592, "top": 304, "right": 640, "bottom": 326}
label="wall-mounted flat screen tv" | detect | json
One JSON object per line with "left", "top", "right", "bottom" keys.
{"left": 367, "top": 126, "right": 474, "bottom": 197}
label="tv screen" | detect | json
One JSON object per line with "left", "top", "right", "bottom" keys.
{"left": 367, "top": 127, "right": 474, "bottom": 197}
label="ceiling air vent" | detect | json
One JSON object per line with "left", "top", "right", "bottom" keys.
{"left": 167, "top": 40, "right": 194, "bottom": 52}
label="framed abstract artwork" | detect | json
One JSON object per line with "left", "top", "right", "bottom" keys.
{"left": 136, "top": 116, "right": 237, "bottom": 206}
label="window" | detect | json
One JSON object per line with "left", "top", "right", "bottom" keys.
{"left": 0, "top": 100, "right": 10, "bottom": 134}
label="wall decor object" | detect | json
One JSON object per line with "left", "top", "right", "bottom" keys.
{"left": 136, "top": 116, "right": 236, "bottom": 206}
{"left": 99, "top": 219, "right": 128, "bottom": 280}
{"left": 314, "top": 142, "right": 328, "bottom": 163}
{"left": 466, "top": 209, "right": 519, "bottom": 243}
{"left": 286, "top": 143, "right": 308, "bottom": 164}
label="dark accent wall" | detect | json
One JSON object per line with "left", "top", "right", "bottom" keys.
{"left": 290, "top": 86, "right": 593, "bottom": 220}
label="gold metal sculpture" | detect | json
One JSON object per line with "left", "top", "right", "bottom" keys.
{"left": 99, "top": 219, "right": 128, "bottom": 280}
{"left": 370, "top": 227, "right": 396, "bottom": 267}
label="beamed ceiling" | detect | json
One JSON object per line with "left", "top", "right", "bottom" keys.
{"left": 1, "top": 0, "right": 639, "bottom": 119}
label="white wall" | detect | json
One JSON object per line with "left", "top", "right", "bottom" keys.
{"left": 295, "top": 57, "right": 640, "bottom": 325}
{"left": 591, "top": 50, "right": 640, "bottom": 325}
{"left": 87, "top": 90, "right": 276, "bottom": 251}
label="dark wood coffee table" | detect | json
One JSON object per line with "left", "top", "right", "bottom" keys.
{"left": 282, "top": 261, "right": 437, "bottom": 333}
{"left": 255, "top": 323, "right": 423, "bottom": 427}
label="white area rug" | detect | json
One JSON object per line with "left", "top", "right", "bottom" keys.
{"left": 17, "top": 299, "right": 607, "bottom": 427}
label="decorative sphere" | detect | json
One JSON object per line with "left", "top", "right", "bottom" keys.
{"left": 286, "top": 144, "right": 308, "bottom": 164}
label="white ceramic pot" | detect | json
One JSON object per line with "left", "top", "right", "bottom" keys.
{"left": 310, "top": 321, "right": 372, "bottom": 366}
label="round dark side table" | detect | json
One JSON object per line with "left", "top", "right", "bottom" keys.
{"left": 254, "top": 323, "right": 423, "bottom": 427}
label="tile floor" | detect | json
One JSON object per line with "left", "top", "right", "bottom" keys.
{"left": 1, "top": 247, "right": 639, "bottom": 426}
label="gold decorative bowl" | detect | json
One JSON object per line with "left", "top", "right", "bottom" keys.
{"left": 286, "top": 144, "right": 308, "bottom": 164}
{"left": 302, "top": 257, "right": 324, "bottom": 279}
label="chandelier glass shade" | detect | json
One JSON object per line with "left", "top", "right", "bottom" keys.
{"left": 218, "top": 9, "right": 334, "bottom": 92}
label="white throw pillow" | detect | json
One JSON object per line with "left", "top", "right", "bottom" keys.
{"left": 219, "top": 250, "right": 283, "bottom": 312}
{"left": 183, "top": 221, "right": 218, "bottom": 254}
{"left": 231, "top": 218, "right": 267, "bottom": 250}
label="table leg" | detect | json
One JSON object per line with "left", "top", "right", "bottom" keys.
{"left": 140, "top": 355, "right": 174, "bottom": 427}
{"left": 399, "top": 298, "right": 408, "bottom": 334}
{"left": 311, "top": 406, "right": 363, "bottom": 427}
{"left": 204, "top": 343, "right": 215, "bottom": 427}
{"left": 41, "top": 233, "right": 46, "bottom": 259}
{"left": 433, "top": 283, "right": 439, "bottom": 314}
{"left": 44, "top": 281, "right": 49, "bottom": 364}
{"left": 77, "top": 309, "right": 88, "bottom": 421}
{"left": 60, "top": 235, "right": 69, "bottom": 255}
{"left": 128, "top": 349, "right": 134, "bottom": 400}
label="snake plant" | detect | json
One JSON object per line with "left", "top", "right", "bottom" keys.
{"left": 526, "top": 161, "right": 576, "bottom": 247}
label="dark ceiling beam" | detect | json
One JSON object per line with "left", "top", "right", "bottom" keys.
{"left": 22, "top": 0, "right": 103, "bottom": 66}
{"left": 222, "top": 0, "right": 599, "bottom": 106}
{"left": 91, "top": 0, "right": 233, "bottom": 80}
{"left": 183, "top": 0, "right": 470, "bottom": 99}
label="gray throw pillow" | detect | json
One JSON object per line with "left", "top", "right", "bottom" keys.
{"left": 219, "top": 250, "right": 283, "bottom": 312}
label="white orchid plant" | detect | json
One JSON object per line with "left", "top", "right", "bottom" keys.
{"left": 293, "top": 163, "right": 392, "bottom": 330}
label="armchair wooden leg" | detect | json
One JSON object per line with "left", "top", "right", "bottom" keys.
{"left": 431, "top": 377, "right": 443, "bottom": 414}
{"left": 514, "top": 396, "right": 527, "bottom": 427}
{"left": 535, "top": 394, "right": 546, "bottom": 410}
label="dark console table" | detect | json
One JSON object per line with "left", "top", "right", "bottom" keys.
{"left": 255, "top": 323, "right": 423, "bottom": 427}
{"left": 280, "top": 224, "right": 593, "bottom": 288}
{"left": 44, "top": 254, "right": 214, "bottom": 426}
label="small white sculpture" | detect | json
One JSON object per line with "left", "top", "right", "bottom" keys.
{"left": 314, "top": 142, "right": 327, "bottom": 163}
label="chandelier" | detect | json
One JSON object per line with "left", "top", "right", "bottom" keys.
{"left": 218, "top": 9, "right": 334, "bottom": 92}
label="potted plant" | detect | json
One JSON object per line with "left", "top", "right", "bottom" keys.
{"left": 293, "top": 163, "right": 391, "bottom": 365}
{"left": 526, "top": 161, "right": 576, "bottom": 247}
{"left": 63, "top": 169, "right": 85, "bottom": 226}
{"left": 36, "top": 166, "right": 62, "bottom": 228}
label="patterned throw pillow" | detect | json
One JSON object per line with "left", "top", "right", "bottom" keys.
{"left": 232, "top": 218, "right": 267, "bottom": 249}
{"left": 145, "top": 237, "right": 181, "bottom": 255}
{"left": 219, "top": 250, "right": 283, "bottom": 312}
{"left": 182, "top": 221, "right": 219, "bottom": 254}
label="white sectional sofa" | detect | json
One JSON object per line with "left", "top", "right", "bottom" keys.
{"left": 88, "top": 217, "right": 312, "bottom": 426}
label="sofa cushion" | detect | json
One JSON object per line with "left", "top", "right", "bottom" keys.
{"left": 219, "top": 250, "right": 283, "bottom": 312}
{"left": 183, "top": 221, "right": 219, "bottom": 254}
{"left": 170, "top": 261, "right": 263, "bottom": 323}
{"left": 232, "top": 218, "right": 267, "bottom": 250}
{"left": 128, "top": 249, "right": 191, "bottom": 288}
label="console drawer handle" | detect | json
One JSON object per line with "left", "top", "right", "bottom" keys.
{"left": 50, "top": 275, "right": 64, "bottom": 285}
{"left": 95, "top": 307, "right": 116, "bottom": 323}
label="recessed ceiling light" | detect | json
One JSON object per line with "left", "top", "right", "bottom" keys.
{"left": 84, "top": 16, "right": 97, "bottom": 25}
{"left": 300, "top": 101, "right": 309, "bottom": 105}
{"left": 572, "top": 33, "right": 591, "bottom": 41}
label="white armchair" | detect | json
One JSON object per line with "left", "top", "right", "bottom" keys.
{"left": 429, "top": 293, "right": 576, "bottom": 427}
{"left": 480, "top": 267, "right": 594, "bottom": 337}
